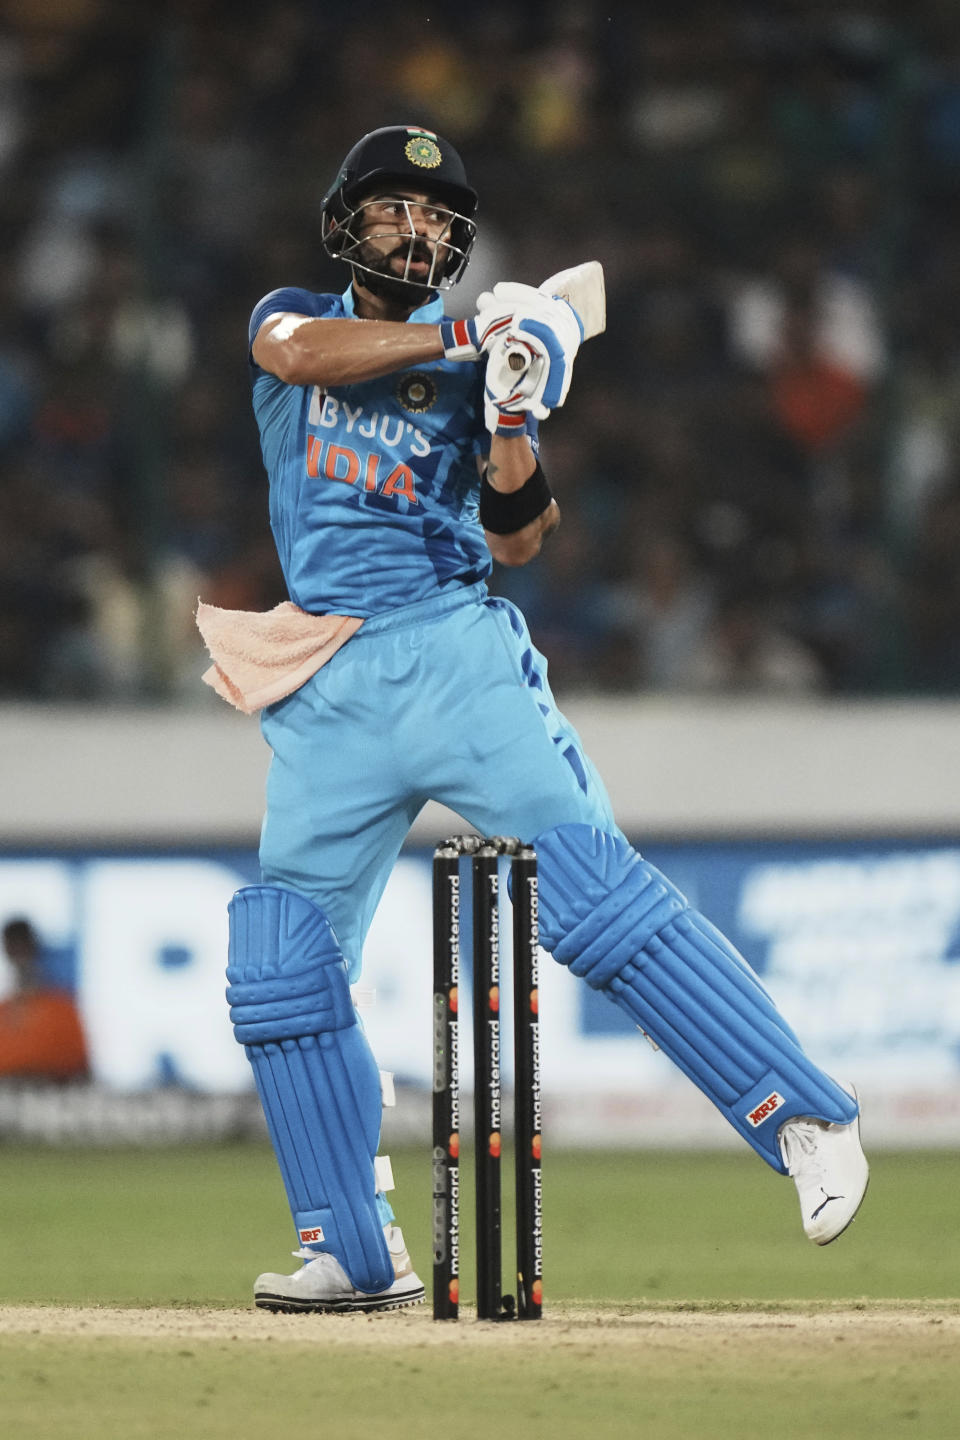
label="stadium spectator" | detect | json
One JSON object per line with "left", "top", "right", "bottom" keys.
{"left": 685, "top": 584, "right": 826, "bottom": 695}
{"left": 1, "top": 3, "right": 960, "bottom": 700}
{"left": 0, "top": 918, "right": 89, "bottom": 1081}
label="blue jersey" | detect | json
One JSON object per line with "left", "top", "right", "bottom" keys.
{"left": 248, "top": 285, "right": 537, "bottom": 617}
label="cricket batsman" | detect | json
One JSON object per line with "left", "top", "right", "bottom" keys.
{"left": 199, "top": 125, "right": 869, "bottom": 1313}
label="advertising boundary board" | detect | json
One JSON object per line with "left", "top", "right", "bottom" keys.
{"left": 1, "top": 837, "right": 958, "bottom": 1147}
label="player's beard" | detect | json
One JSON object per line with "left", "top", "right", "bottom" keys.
{"left": 354, "top": 237, "right": 443, "bottom": 305}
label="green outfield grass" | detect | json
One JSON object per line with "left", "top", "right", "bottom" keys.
{"left": 1, "top": 1142, "right": 958, "bottom": 1306}
{"left": 1, "top": 1143, "right": 958, "bottom": 1439}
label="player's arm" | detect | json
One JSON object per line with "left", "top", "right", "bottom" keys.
{"left": 252, "top": 312, "right": 446, "bottom": 387}
{"left": 480, "top": 436, "right": 560, "bottom": 567}
{"left": 251, "top": 298, "right": 516, "bottom": 388}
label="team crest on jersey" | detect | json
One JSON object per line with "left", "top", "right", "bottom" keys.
{"left": 397, "top": 371, "right": 438, "bottom": 413}
{"left": 404, "top": 133, "right": 442, "bottom": 169}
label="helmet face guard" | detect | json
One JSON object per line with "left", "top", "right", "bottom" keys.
{"left": 321, "top": 126, "right": 478, "bottom": 295}
{"left": 323, "top": 195, "right": 477, "bottom": 292}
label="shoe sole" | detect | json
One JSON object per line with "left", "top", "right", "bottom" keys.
{"left": 254, "top": 1285, "right": 425, "bottom": 1315}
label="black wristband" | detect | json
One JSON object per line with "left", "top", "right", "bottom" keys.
{"left": 479, "top": 461, "right": 553, "bottom": 535}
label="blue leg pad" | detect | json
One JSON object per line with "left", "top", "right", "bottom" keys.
{"left": 533, "top": 825, "right": 858, "bottom": 1172}
{"left": 226, "top": 884, "right": 393, "bottom": 1293}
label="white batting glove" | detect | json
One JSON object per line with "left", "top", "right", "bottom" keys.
{"left": 485, "top": 323, "right": 573, "bottom": 419}
{"left": 478, "top": 282, "right": 584, "bottom": 355}
{"left": 483, "top": 333, "right": 546, "bottom": 437}
{"left": 438, "top": 302, "right": 513, "bottom": 361}
{"left": 476, "top": 284, "right": 583, "bottom": 415}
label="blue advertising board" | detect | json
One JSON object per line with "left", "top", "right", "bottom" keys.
{"left": 2, "top": 838, "right": 958, "bottom": 1144}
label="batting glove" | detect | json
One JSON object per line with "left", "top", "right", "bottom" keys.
{"left": 477, "top": 285, "right": 583, "bottom": 416}
{"left": 439, "top": 302, "right": 514, "bottom": 362}
{"left": 478, "top": 283, "right": 585, "bottom": 354}
{"left": 483, "top": 333, "right": 545, "bottom": 437}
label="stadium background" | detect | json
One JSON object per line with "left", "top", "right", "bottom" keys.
{"left": 1, "top": 0, "right": 959, "bottom": 1153}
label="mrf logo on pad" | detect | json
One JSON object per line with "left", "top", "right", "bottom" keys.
{"left": 298, "top": 1226, "right": 325, "bottom": 1244}
{"left": 747, "top": 1092, "right": 786, "bottom": 1128}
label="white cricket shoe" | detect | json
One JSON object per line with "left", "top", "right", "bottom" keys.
{"left": 254, "top": 1224, "right": 425, "bottom": 1314}
{"left": 778, "top": 1087, "right": 869, "bottom": 1245}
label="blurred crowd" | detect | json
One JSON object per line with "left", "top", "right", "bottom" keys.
{"left": 3, "top": 0, "right": 960, "bottom": 701}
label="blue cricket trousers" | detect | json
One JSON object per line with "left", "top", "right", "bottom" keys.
{"left": 259, "top": 580, "right": 619, "bottom": 979}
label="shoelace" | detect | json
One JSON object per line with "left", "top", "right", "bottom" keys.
{"left": 780, "top": 1119, "right": 824, "bottom": 1179}
{"left": 292, "top": 1246, "right": 334, "bottom": 1264}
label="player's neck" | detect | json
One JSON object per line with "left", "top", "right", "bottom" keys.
{"left": 351, "top": 280, "right": 424, "bottom": 324}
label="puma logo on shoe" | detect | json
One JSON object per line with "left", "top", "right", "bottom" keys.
{"left": 810, "top": 1188, "right": 844, "bottom": 1220}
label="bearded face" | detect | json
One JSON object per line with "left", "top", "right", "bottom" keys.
{"left": 326, "top": 191, "right": 476, "bottom": 300}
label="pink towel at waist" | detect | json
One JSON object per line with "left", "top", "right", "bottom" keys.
{"left": 196, "top": 600, "right": 363, "bottom": 714}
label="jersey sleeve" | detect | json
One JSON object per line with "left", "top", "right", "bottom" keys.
{"left": 248, "top": 288, "right": 340, "bottom": 369}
